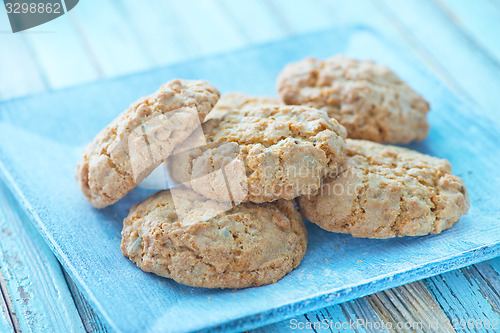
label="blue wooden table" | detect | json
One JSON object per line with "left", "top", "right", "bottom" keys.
{"left": 0, "top": 1, "right": 499, "bottom": 332}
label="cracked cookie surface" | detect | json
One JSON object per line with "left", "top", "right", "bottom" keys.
{"left": 205, "top": 92, "right": 280, "bottom": 120}
{"left": 168, "top": 98, "right": 347, "bottom": 203}
{"left": 121, "top": 189, "right": 308, "bottom": 288}
{"left": 298, "top": 139, "right": 469, "bottom": 238}
{"left": 75, "top": 79, "right": 220, "bottom": 208}
{"left": 277, "top": 55, "right": 430, "bottom": 143}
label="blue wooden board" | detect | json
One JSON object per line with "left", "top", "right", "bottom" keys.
{"left": 0, "top": 26, "right": 499, "bottom": 333}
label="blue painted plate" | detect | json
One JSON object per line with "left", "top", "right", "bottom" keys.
{"left": 0, "top": 26, "right": 499, "bottom": 333}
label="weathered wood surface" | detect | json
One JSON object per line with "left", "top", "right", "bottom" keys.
{"left": 0, "top": 0, "right": 499, "bottom": 332}
{"left": 0, "top": 182, "right": 85, "bottom": 332}
{"left": 0, "top": 284, "right": 15, "bottom": 333}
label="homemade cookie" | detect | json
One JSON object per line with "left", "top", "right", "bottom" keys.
{"left": 75, "top": 79, "right": 220, "bottom": 208}
{"left": 121, "top": 189, "right": 308, "bottom": 288}
{"left": 277, "top": 55, "right": 430, "bottom": 143}
{"left": 298, "top": 139, "right": 469, "bottom": 238}
{"left": 168, "top": 103, "right": 347, "bottom": 203}
{"left": 206, "top": 92, "right": 279, "bottom": 120}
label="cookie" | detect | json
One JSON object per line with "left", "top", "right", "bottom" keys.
{"left": 298, "top": 139, "right": 469, "bottom": 238}
{"left": 167, "top": 102, "right": 347, "bottom": 203}
{"left": 277, "top": 55, "right": 430, "bottom": 144}
{"left": 75, "top": 79, "right": 220, "bottom": 208}
{"left": 205, "top": 92, "right": 280, "bottom": 120}
{"left": 121, "top": 189, "right": 308, "bottom": 288}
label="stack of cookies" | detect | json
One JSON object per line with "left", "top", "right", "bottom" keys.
{"left": 76, "top": 56, "right": 469, "bottom": 289}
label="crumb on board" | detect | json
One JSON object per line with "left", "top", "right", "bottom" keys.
{"left": 207, "top": 297, "right": 211, "bottom": 301}
{"left": 356, "top": 260, "right": 362, "bottom": 263}
{"left": 333, "top": 245, "right": 339, "bottom": 249}
{"left": 325, "top": 258, "right": 329, "bottom": 262}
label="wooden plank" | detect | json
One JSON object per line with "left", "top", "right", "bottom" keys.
{"left": 484, "top": 257, "right": 500, "bottom": 280}
{"left": 461, "top": 265, "right": 500, "bottom": 316}
{"left": 0, "top": 35, "right": 47, "bottom": 100}
{"left": 258, "top": 264, "right": 497, "bottom": 332}
{"left": 216, "top": 0, "right": 288, "bottom": 43}
{"left": 70, "top": 0, "right": 154, "bottom": 77}
{"left": 435, "top": 0, "right": 500, "bottom": 64}
{"left": 63, "top": 271, "right": 107, "bottom": 333}
{"left": 0, "top": 180, "right": 85, "bottom": 333}
{"left": 477, "top": 258, "right": 500, "bottom": 318}
{"left": 20, "top": 13, "right": 100, "bottom": 89}
{"left": 367, "top": 281, "right": 455, "bottom": 332}
{"left": 118, "top": 0, "right": 201, "bottom": 66}
{"left": 266, "top": 0, "right": 334, "bottom": 34}
{"left": 0, "top": 284, "right": 15, "bottom": 333}
{"left": 167, "top": 0, "right": 247, "bottom": 56}
{"left": 424, "top": 268, "right": 500, "bottom": 332}
{"left": 0, "top": 11, "right": 47, "bottom": 100}
{"left": 339, "top": 297, "right": 389, "bottom": 332}
{"left": 377, "top": 0, "right": 500, "bottom": 124}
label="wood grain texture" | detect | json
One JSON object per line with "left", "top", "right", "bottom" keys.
{"left": 367, "top": 281, "right": 455, "bottom": 332}
{"left": 484, "top": 257, "right": 500, "bottom": 285}
{"left": 63, "top": 271, "right": 107, "bottom": 333}
{"left": 462, "top": 265, "right": 500, "bottom": 317}
{"left": 0, "top": 181, "right": 85, "bottom": 333}
{"left": 339, "top": 297, "right": 388, "bottom": 332}
{"left": 424, "top": 267, "right": 500, "bottom": 332}
{"left": 0, "top": 278, "right": 15, "bottom": 333}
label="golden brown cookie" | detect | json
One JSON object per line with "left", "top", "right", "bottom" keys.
{"left": 298, "top": 139, "right": 469, "bottom": 238}
{"left": 75, "top": 79, "right": 220, "bottom": 208}
{"left": 168, "top": 101, "right": 347, "bottom": 203}
{"left": 206, "top": 92, "right": 280, "bottom": 120}
{"left": 277, "top": 55, "right": 430, "bottom": 144}
{"left": 121, "top": 189, "right": 308, "bottom": 288}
